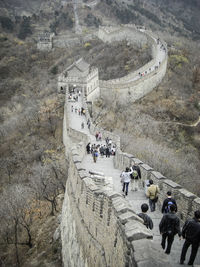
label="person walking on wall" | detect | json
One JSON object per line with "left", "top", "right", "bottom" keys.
{"left": 92, "top": 149, "right": 98, "bottom": 163}
{"left": 120, "top": 167, "right": 132, "bottom": 196}
{"left": 86, "top": 143, "right": 91, "bottom": 154}
{"left": 180, "top": 210, "right": 200, "bottom": 265}
{"left": 161, "top": 191, "right": 177, "bottom": 214}
{"left": 130, "top": 163, "right": 141, "bottom": 191}
{"left": 105, "top": 146, "right": 110, "bottom": 158}
{"left": 146, "top": 179, "right": 159, "bottom": 212}
{"left": 138, "top": 203, "right": 153, "bottom": 230}
{"left": 159, "top": 204, "right": 181, "bottom": 255}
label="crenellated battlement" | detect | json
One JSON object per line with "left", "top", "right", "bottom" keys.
{"left": 61, "top": 86, "right": 200, "bottom": 266}
{"left": 37, "top": 32, "right": 54, "bottom": 51}
{"left": 61, "top": 92, "right": 171, "bottom": 266}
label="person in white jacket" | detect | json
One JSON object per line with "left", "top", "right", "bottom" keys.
{"left": 120, "top": 167, "right": 132, "bottom": 196}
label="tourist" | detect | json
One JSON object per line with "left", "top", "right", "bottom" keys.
{"left": 86, "top": 143, "right": 91, "bottom": 154}
{"left": 95, "top": 132, "right": 99, "bottom": 141}
{"left": 92, "top": 149, "right": 98, "bottom": 163}
{"left": 71, "top": 105, "right": 73, "bottom": 112}
{"left": 111, "top": 146, "right": 116, "bottom": 156}
{"left": 120, "top": 167, "right": 132, "bottom": 196}
{"left": 105, "top": 146, "right": 110, "bottom": 158}
{"left": 180, "top": 210, "right": 200, "bottom": 265}
{"left": 161, "top": 191, "right": 177, "bottom": 214}
{"left": 81, "top": 122, "right": 84, "bottom": 129}
{"left": 138, "top": 203, "right": 153, "bottom": 230}
{"left": 105, "top": 137, "right": 109, "bottom": 145}
{"left": 130, "top": 163, "right": 141, "bottom": 191}
{"left": 108, "top": 139, "right": 112, "bottom": 146}
{"left": 98, "top": 132, "right": 102, "bottom": 141}
{"left": 100, "top": 145, "right": 105, "bottom": 157}
{"left": 159, "top": 204, "right": 181, "bottom": 255}
{"left": 146, "top": 179, "right": 159, "bottom": 212}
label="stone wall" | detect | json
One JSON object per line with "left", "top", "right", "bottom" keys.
{"left": 98, "top": 25, "right": 147, "bottom": 47}
{"left": 99, "top": 27, "right": 168, "bottom": 103}
{"left": 37, "top": 32, "right": 54, "bottom": 51}
{"left": 61, "top": 93, "right": 170, "bottom": 266}
{"left": 53, "top": 33, "right": 95, "bottom": 48}
{"left": 60, "top": 24, "right": 200, "bottom": 267}
{"left": 100, "top": 57, "right": 167, "bottom": 103}
{"left": 114, "top": 149, "right": 200, "bottom": 223}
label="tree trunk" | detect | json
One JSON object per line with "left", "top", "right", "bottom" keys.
{"left": 51, "top": 201, "right": 54, "bottom": 216}
{"left": 14, "top": 220, "right": 20, "bottom": 267}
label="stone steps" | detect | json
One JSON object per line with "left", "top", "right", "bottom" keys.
{"left": 68, "top": 96, "right": 200, "bottom": 266}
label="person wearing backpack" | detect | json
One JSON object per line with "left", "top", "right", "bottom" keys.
{"left": 146, "top": 179, "right": 160, "bottom": 212}
{"left": 130, "top": 164, "right": 141, "bottom": 191}
{"left": 161, "top": 191, "right": 177, "bottom": 213}
{"left": 159, "top": 204, "right": 181, "bottom": 255}
{"left": 138, "top": 203, "right": 153, "bottom": 230}
{"left": 180, "top": 210, "right": 200, "bottom": 265}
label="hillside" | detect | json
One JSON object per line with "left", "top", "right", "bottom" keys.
{"left": 0, "top": 0, "right": 200, "bottom": 265}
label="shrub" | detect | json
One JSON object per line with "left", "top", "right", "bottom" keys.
{"left": 50, "top": 66, "right": 58, "bottom": 75}
{"left": 84, "top": 42, "right": 91, "bottom": 50}
{"left": 18, "top": 17, "right": 32, "bottom": 40}
{"left": 0, "top": 16, "right": 14, "bottom": 32}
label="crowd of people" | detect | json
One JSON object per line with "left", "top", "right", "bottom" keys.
{"left": 71, "top": 105, "right": 86, "bottom": 116}
{"left": 86, "top": 139, "right": 116, "bottom": 163}
{"left": 120, "top": 166, "right": 200, "bottom": 265}
{"left": 68, "top": 87, "right": 200, "bottom": 266}
{"left": 138, "top": 38, "right": 166, "bottom": 78}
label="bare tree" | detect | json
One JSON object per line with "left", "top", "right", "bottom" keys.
{"left": 0, "top": 185, "right": 34, "bottom": 266}
{"left": 30, "top": 162, "right": 65, "bottom": 216}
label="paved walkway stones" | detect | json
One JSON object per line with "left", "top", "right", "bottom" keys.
{"left": 67, "top": 96, "right": 200, "bottom": 266}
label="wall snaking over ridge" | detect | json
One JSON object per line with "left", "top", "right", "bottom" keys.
{"left": 61, "top": 93, "right": 171, "bottom": 267}
{"left": 98, "top": 25, "right": 168, "bottom": 103}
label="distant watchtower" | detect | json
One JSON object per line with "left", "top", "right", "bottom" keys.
{"left": 58, "top": 58, "right": 100, "bottom": 101}
{"left": 37, "top": 32, "right": 54, "bottom": 51}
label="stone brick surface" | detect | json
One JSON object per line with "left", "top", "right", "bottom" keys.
{"left": 61, "top": 43, "right": 200, "bottom": 267}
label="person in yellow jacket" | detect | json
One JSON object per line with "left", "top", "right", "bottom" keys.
{"left": 146, "top": 179, "right": 160, "bottom": 212}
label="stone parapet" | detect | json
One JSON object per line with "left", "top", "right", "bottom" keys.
{"left": 60, "top": 24, "right": 200, "bottom": 267}
{"left": 114, "top": 148, "right": 200, "bottom": 222}
{"left": 61, "top": 94, "right": 170, "bottom": 266}
{"left": 98, "top": 25, "right": 168, "bottom": 103}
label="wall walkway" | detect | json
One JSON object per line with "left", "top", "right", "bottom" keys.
{"left": 60, "top": 92, "right": 200, "bottom": 266}
{"left": 98, "top": 27, "right": 168, "bottom": 103}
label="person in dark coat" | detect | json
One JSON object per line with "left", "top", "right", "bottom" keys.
{"left": 105, "top": 146, "right": 110, "bottom": 158}
{"left": 86, "top": 143, "right": 91, "bottom": 154}
{"left": 130, "top": 164, "right": 141, "bottom": 191}
{"left": 159, "top": 204, "right": 181, "bottom": 254}
{"left": 180, "top": 210, "right": 200, "bottom": 265}
{"left": 138, "top": 203, "right": 153, "bottom": 230}
{"left": 161, "top": 191, "right": 177, "bottom": 213}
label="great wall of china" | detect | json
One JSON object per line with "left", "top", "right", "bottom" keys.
{"left": 55, "top": 24, "right": 200, "bottom": 266}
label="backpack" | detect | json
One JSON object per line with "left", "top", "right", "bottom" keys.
{"left": 131, "top": 170, "right": 138, "bottom": 179}
{"left": 138, "top": 213, "right": 148, "bottom": 228}
{"left": 165, "top": 200, "right": 174, "bottom": 213}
